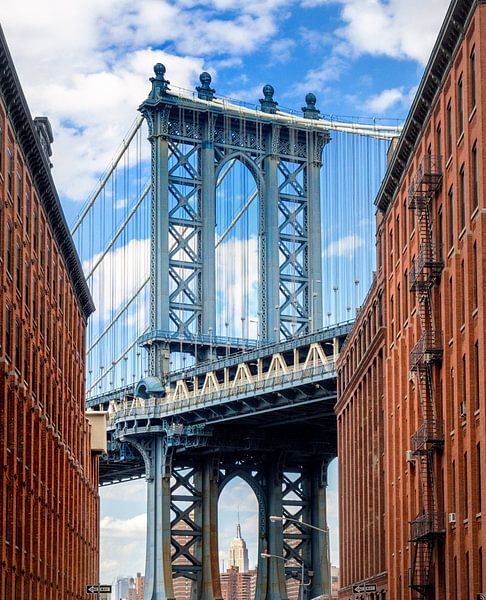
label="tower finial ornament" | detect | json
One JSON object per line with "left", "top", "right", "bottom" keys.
{"left": 302, "top": 93, "right": 320, "bottom": 119}
{"left": 196, "top": 72, "right": 216, "bottom": 101}
{"left": 260, "top": 84, "right": 278, "bottom": 114}
{"left": 150, "top": 63, "right": 170, "bottom": 99}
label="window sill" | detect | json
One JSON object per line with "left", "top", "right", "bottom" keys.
{"left": 446, "top": 155, "right": 453, "bottom": 170}
{"left": 472, "top": 307, "right": 478, "bottom": 319}
{"left": 469, "top": 105, "right": 477, "bottom": 122}
{"left": 459, "top": 227, "right": 467, "bottom": 241}
{"left": 457, "top": 131, "right": 464, "bottom": 146}
{"left": 471, "top": 205, "right": 480, "bottom": 221}
{"left": 447, "top": 246, "right": 455, "bottom": 259}
{"left": 460, "top": 324, "right": 465, "bottom": 333}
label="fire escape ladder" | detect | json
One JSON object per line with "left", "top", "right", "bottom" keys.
{"left": 409, "top": 540, "right": 434, "bottom": 599}
{"left": 407, "top": 154, "right": 444, "bottom": 596}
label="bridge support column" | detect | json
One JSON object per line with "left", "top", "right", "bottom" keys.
{"left": 309, "top": 462, "right": 331, "bottom": 600}
{"left": 197, "top": 456, "right": 222, "bottom": 600}
{"left": 200, "top": 120, "right": 216, "bottom": 356}
{"left": 262, "top": 457, "right": 288, "bottom": 600}
{"left": 307, "top": 134, "right": 325, "bottom": 332}
{"left": 143, "top": 437, "right": 174, "bottom": 600}
{"left": 262, "top": 128, "right": 280, "bottom": 343}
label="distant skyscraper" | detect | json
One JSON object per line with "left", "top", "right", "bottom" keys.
{"left": 228, "top": 521, "right": 249, "bottom": 573}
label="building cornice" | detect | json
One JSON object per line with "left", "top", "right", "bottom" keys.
{"left": 376, "top": 0, "right": 484, "bottom": 213}
{"left": 0, "top": 25, "right": 95, "bottom": 319}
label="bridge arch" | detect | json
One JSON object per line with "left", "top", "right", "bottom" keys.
{"left": 215, "top": 154, "right": 262, "bottom": 340}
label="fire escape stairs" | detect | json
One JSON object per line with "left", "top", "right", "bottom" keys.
{"left": 407, "top": 155, "right": 444, "bottom": 596}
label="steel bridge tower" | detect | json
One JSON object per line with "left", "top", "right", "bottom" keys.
{"left": 122, "top": 64, "right": 335, "bottom": 600}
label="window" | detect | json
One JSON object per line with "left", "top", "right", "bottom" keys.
{"left": 447, "top": 100, "right": 453, "bottom": 158}
{"left": 451, "top": 368, "right": 455, "bottom": 429}
{"left": 15, "top": 243, "right": 21, "bottom": 293}
{"left": 478, "top": 442, "right": 482, "bottom": 513}
{"left": 466, "top": 552, "right": 470, "bottom": 598}
{"left": 458, "top": 75, "right": 464, "bottom": 136}
{"left": 6, "top": 222, "right": 13, "bottom": 275}
{"left": 5, "top": 305, "right": 12, "bottom": 358}
{"left": 32, "top": 279, "right": 37, "bottom": 322}
{"left": 7, "top": 148, "right": 13, "bottom": 195}
{"left": 0, "top": 126, "right": 2, "bottom": 172}
{"left": 472, "top": 242, "right": 478, "bottom": 309}
{"left": 389, "top": 230, "right": 393, "bottom": 270}
{"left": 25, "top": 190, "right": 30, "bottom": 235}
{"left": 23, "top": 333, "right": 29, "bottom": 383}
{"left": 452, "top": 459, "right": 456, "bottom": 509}
{"left": 475, "top": 341, "right": 480, "bottom": 411}
{"left": 403, "top": 200, "right": 407, "bottom": 241}
{"left": 461, "top": 260, "right": 465, "bottom": 324}
{"left": 437, "top": 207, "right": 443, "bottom": 260}
{"left": 448, "top": 185, "right": 454, "bottom": 248}
{"left": 397, "top": 284, "right": 401, "bottom": 329}
{"left": 404, "top": 271, "right": 408, "bottom": 316}
{"left": 449, "top": 277, "right": 454, "bottom": 338}
{"left": 470, "top": 47, "right": 476, "bottom": 110}
{"left": 33, "top": 210, "right": 38, "bottom": 253}
{"left": 15, "top": 320, "right": 21, "bottom": 371}
{"left": 459, "top": 164, "right": 466, "bottom": 231}
{"left": 436, "top": 123, "right": 442, "bottom": 160}
{"left": 465, "top": 452, "right": 469, "bottom": 518}
{"left": 480, "top": 548, "right": 483, "bottom": 593}
{"left": 16, "top": 173, "right": 22, "bottom": 216}
{"left": 472, "top": 142, "right": 478, "bottom": 211}
{"left": 390, "top": 296, "right": 394, "bottom": 337}
{"left": 24, "top": 261, "right": 30, "bottom": 308}
{"left": 396, "top": 216, "right": 400, "bottom": 255}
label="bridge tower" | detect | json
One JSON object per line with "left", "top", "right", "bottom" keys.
{"left": 138, "top": 64, "right": 329, "bottom": 382}
{"left": 124, "top": 65, "right": 334, "bottom": 600}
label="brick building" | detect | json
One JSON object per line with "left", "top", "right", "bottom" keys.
{"left": 220, "top": 566, "right": 256, "bottom": 600}
{"left": 336, "top": 0, "right": 485, "bottom": 598}
{"left": 0, "top": 26, "right": 99, "bottom": 600}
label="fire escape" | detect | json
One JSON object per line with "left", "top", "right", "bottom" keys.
{"left": 407, "top": 154, "right": 445, "bottom": 598}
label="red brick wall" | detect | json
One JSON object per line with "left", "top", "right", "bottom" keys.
{"left": 0, "top": 95, "right": 99, "bottom": 598}
{"left": 337, "top": 3, "right": 486, "bottom": 599}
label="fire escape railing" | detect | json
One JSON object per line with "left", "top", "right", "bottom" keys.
{"left": 407, "top": 154, "right": 444, "bottom": 599}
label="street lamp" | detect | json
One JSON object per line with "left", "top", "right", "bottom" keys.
{"left": 260, "top": 553, "right": 311, "bottom": 600}
{"left": 269, "top": 515, "right": 331, "bottom": 600}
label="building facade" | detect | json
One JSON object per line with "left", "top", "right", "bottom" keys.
{"left": 336, "top": 0, "right": 485, "bottom": 598}
{"left": 228, "top": 523, "right": 249, "bottom": 573}
{"left": 220, "top": 567, "right": 256, "bottom": 600}
{"left": 0, "top": 26, "right": 98, "bottom": 600}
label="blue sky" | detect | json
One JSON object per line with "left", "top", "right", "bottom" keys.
{"left": 2, "top": 0, "right": 451, "bottom": 586}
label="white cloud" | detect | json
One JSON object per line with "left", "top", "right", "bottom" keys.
{"left": 84, "top": 238, "right": 150, "bottom": 322}
{"left": 294, "top": 54, "right": 346, "bottom": 95}
{"left": 324, "top": 234, "right": 364, "bottom": 258}
{"left": 270, "top": 38, "right": 297, "bottom": 65}
{"left": 100, "top": 514, "right": 147, "bottom": 583}
{"left": 365, "top": 87, "right": 406, "bottom": 113}
{"left": 334, "top": 0, "right": 449, "bottom": 65}
{"left": 1, "top": 0, "right": 293, "bottom": 203}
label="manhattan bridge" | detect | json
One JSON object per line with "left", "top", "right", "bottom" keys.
{"left": 76, "top": 65, "right": 401, "bottom": 600}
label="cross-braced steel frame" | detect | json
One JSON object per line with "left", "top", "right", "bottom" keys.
{"left": 139, "top": 66, "right": 329, "bottom": 377}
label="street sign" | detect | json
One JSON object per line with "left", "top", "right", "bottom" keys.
{"left": 86, "top": 585, "right": 112, "bottom": 594}
{"left": 352, "top": 584, "right": 377, "bottom": 593}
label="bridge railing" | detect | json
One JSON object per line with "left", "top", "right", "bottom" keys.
{"left": 108, "top": 359, "right": 337, "bottom": 426}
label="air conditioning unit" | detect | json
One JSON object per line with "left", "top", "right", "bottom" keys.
{"left": 460, "top": 401, "right": 467, "bottom": 418}
{"left": 405, "top": 450, "right": 415, "bottom": 463}
{"left": 448, "top": 512, "right": 457, "bottom": 524}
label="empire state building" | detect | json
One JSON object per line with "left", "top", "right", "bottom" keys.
{"left": 228, "top": 522, "right": 249, "bottom": 573}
